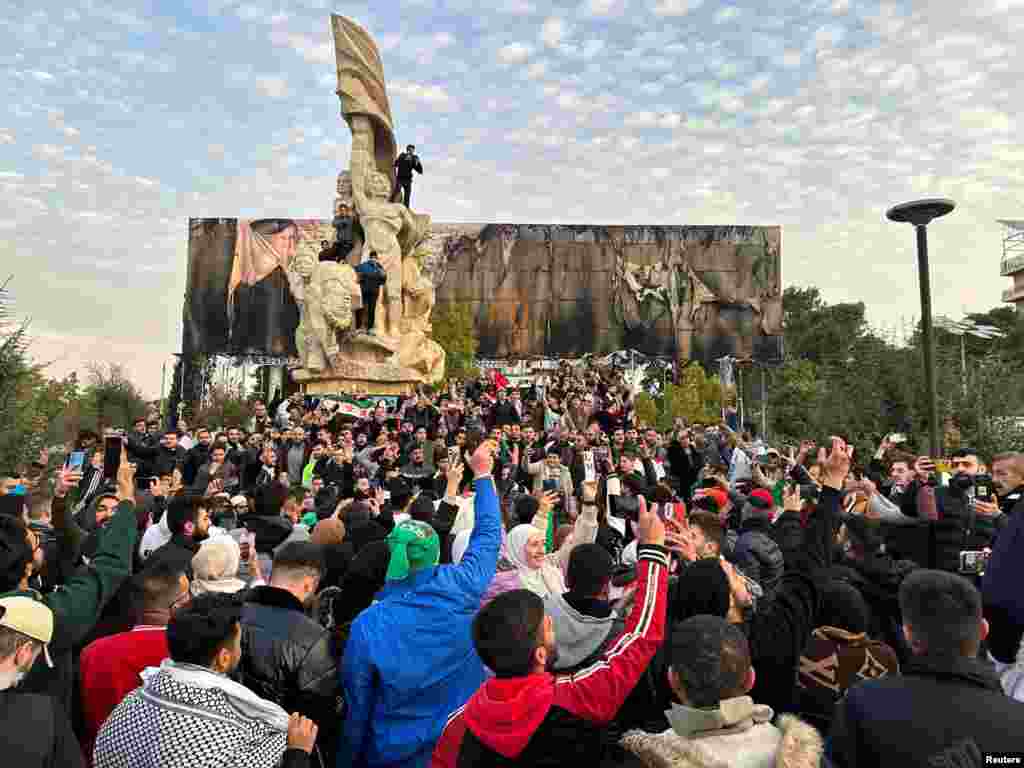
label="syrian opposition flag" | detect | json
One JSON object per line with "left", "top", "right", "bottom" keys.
{"left": 489, "top": 369, "right": 510, "bottom": 390}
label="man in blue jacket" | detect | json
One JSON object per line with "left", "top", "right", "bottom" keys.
{"left": 341, "top": 440, "right": 501, "bottom": 768}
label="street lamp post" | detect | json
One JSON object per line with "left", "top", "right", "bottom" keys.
{"left": 886, "top": 199, "right": 956, "bottom": 457}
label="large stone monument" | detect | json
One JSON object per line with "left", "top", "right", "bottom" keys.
{"left": 291, "top": 15, "right": 445, "bottom": 395}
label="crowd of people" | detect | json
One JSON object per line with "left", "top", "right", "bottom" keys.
{"left": 1, "top": 358, "right": 1023, "bottom": 767}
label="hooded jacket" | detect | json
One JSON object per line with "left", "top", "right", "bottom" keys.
{"left": 829, "top": 653, "right": 1024, "bottom": 767}
{"left": 4, "top": 497, "right": 137, "bottom": 715}
{"left": 431, "top": 544, "right": 668, "bottom": 768}
{"left": 619, "top": 698, "right": 823, "bottom": 768}
{"left": 544, "top": 591, "right": 625, "bottom": 673}
{"left": 732, "top": 517, "right": 784, "bottom": 600}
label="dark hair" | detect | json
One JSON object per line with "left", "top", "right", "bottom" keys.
{"left": 899, "top": 569, "right": 983, "bottom": 656}
{"left": 166, "top": 494, "right": 206, "bottom": 536}
{"left": 688, "top": 512, "right": 724, "bottom": 553}
{"left": 513, "top": 495, "right": 539, "bottom": 526}
{"left": 410, "top": 493, "right": 436, "bottom": 523}
{"left": 819, "top": 580, "right": 871, "bottom": 634}
{"left": 0, "top": 514, "right": 31, "bottom": 592}
{"left": 673, "top": 558, "right": 730, "bottom": 621}
{"left": 272, "top": 541, "right": 324, "bottom": 581}
{"left": 472, "top": 589, "right": 545, "bottom": 678}
{"left": 166, "top": 592, "right": 242, "bottom": 667}
{"left": 134, "top": 557, "right": 188, "bottom": 612}
{"left": 950, "top": 448, "right": 979, "bottom": 461}
{"left": 888, "top": 450, "right": 916, "bottom": 468}
{"left": 668, "top": 615, "right": 751, "bottom": 708}
{"left": 566, "top": 543, "right": 613, "bottom": 597}
{"left": 250, "top": 219, "right": 297, "bottom": 237}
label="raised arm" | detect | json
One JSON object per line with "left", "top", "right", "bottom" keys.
{"left": 551, "top": 497, "right": 667, "bottom": 723}
{"left": 446, "top": 443, "right": 502, "bottom": 601}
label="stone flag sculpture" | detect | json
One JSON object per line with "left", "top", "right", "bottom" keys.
{"left": 288, "top": 16, "right": 445, "bottom": 393}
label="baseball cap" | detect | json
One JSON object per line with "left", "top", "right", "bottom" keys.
{"left": 0, "top": 596, "right": 54, "bottom": 667}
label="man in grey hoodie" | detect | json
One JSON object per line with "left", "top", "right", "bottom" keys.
{"left": 545, "top": 543, "right": 625, "bottom": 673}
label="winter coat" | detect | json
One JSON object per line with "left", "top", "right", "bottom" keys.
{"left": 830, "top": 653, "right": 1024, "bottom": 767}
{"left": 0, "top": 690, "right": 84, "bottom": 768}
{"left": 341, "top": 477, "right": 502, "bottom": 768}
{"left": 619, "top": 700, "right": 822, "bottom": 768}
{"left": 984, "top": 489, "right": 1024, "bottom": 664}
{"left": 4, "top": 497, "right": 137, "bottom": 716}
{"left": 731, "top": 517, "right": 784, "bottom": 600}
{"left": 238, "top": 585, "right": 342, "bottom": 764}
{"left": 431, "top": 546, "right": 669, "bottom": 768}
{"left": 769, "top": 511, "right": 805, "bottom": 570}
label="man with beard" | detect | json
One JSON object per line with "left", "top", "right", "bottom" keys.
{"left": 153, "top": 494, "right": 212, "bottom": 570}
{"left": 239, "top": 542, "right": 340, "bottom": 765}
{"left": 0, "top": 595, "right": 85, "bottom": 767}
{"left": 1, "top": 442, "right": 136, "bottom": 708}
{"left": 95, "top": 592, "right": 319, "bottom": 768}
{"left": 181, "top": 427, "right": 213, "bottom": 487}
{"left": 432, "top": 496, "right": 668, "bottom": 768}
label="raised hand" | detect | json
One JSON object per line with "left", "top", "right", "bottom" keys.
{"left": 469, "top": 440, "right": 496, "bottom": 478}
{"left": 286, "top": 713, "right": 318, "bottom": 754}
{"left": 782, "top": 483, "right": 802, "bottom": 512}
{"left": 818, "top": 437, "right": 853, "bottom": 491}
{"left": 636, "top": 493, "right": 665, "bottom": 547}
{"left": 664, "top": 517, "right": 697, "bottom": 562}
{"left": 116, "top": 444, "right": 136, "bottom": 503}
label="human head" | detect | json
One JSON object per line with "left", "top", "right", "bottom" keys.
{"left": 281, "top": 489, "right": 305, "bottom": 525}
{"left": 270, "top": 542, "right": 323, "bottom": 607}
{"left": 688, "top": 512, "right": 725, "bottom": 558}
{"left": 0, "top": 596, "right": 54, "bottom": 690}
{"left": 508, "top": 523, "right": 546, "bottom": 571}
{"left": 189, "top": 537, "right": 244, "bottom": 596}
{"left": 227, "top": 427, "right": 242, "bottom": 444}
{"left": 134, "top": 557, "right": 190, "bottom": 621}
{"left": 254, "top": 401, "right": 267, "bottom": 418}
{"left": 407, "top": 144, "right": 415, "bottom": 152}
{"left": 888, "top": 451, "right": 915, "bottom": 487}
{"left": 667, "top": 615, "right": 753, "bottom": 708}
{"left": 899, "top": 569, "right": 987, "bottom": 657}
{"left": 472, "top": 589, "right": 556, "bottom": 677}
{"left": 166, "top": 592, "right": 243, "bottom": 674}
{"left": 992, "top": 452, "right": 1024, "bottom": 497}
{"left": 163, "top": 430, "right": 178, "bottom": 450}
{"left": 166, "top": 495, "right": 210, "bottom": 542}
{"left": 742, "top": 488, "right": 775, "bottom": 523}
{"left": 566, "top": 544, "right": 612, "bottom": 599}
{"left": 196, "top": 428, "right": 212, "bottom": 448}
{"left": 819, "top": 580, "right": 871, "bottom": 634}
{"left": 91, "top": 493, "right": 119, "bottom": 528}
{"left": 384, "top": 520, "right": 440, "bottom": 581}
{"left": 949, "top": 448, "right": 981, "bottom": 477}
{"left": 544, "top": 446, "right": 561, "bottom": 469}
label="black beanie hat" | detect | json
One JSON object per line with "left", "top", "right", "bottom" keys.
{"left": 819, "top": 579, "right": 872, "bottom": 634}
{"left": 673, "top": 558, "right": 731, "bottom": 622}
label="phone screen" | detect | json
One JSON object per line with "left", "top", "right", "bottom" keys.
{"left": 66, "top": 451, "right": 86, "bottom": 472}
{"left": 102, "top": 436, "right": 122, "bottom": 482}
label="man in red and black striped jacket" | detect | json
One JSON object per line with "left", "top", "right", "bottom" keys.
{"left": 432, "top": 498, "right": 668, "bottom": 768}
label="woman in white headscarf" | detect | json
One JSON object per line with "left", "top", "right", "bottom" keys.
{"left": 457, "top": 490, "right": 599, "bottom": 604}
{"left": 191, "top": 535, "right": 263, "bottom": 596}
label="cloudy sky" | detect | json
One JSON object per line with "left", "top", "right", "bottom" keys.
{"left": 2, "top": 0, "right": 1021, "bottom": 396}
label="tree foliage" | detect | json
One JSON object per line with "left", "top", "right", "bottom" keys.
{"left": 770, "top": 286, "right": 1024, "bottom": 458}
{"left": 634, "top": 364, "right": 723, "bottom": 431}
{"left": 431, "top": 302, "right": 479, "bottom": 381}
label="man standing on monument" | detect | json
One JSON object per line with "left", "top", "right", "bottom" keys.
{"left": 392, "top": 144, "right": 422, "bottom": 208}
{"left": 349, "top": 116, "right": 427, "bottom": 339}
{"left": 355, "top": 252, "right": 387, "bottom": 334}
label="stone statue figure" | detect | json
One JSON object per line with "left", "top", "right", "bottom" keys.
{"left": 292, "top": 245, "right": 361, "bottom": 372}
{"left": 286, "top": 14, "right": 444, "bottom": 388}
{"left": 349, "top": 114, "right": 429, "bottom": 339}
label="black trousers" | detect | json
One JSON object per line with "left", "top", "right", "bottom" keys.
{"left": 395, "top": 178, "right": 412, "bottom": 207}
{"left": 359, "top": 288, "right": 379, "bottom": 330}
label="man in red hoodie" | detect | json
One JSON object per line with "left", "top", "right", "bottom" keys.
{"left": 432, "top": 496, "right": 668, "bottom": 767}
{"left": 78, "top": 557, "right": 190, "bottom": 765}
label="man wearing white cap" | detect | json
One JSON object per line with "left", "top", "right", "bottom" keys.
{"left": 0, "top": 595, "right": 84, "bottom": 766}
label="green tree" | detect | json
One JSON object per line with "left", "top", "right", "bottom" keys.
{"left": 431, "top": 302, "right": 479, "bottom": 381}
{"left": 77, "top": 363, "right": 149, "bottom": 433}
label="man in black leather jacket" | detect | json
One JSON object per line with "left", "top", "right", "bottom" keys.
{"left": 239, "top": 541, "right": 341, "bottom": 766}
